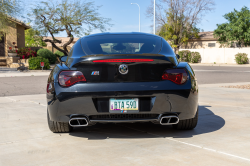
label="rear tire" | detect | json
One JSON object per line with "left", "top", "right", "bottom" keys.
{"left": 47, "top": 110, "right": 72, "bottom": 133}
{"left": 172, "top": 108, "right": 198, "bottom": 130}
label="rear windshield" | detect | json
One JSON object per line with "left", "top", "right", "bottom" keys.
{"left": 81, "top": 34, "right": 162, "bottom": 55}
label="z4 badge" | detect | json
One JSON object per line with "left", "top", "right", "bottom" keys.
{"left": 91, "top": 71, "right": 99, "bottom": 75}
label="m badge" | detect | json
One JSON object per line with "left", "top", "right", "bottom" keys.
{"left": 91, "top": 71, "right": 99, "bottom": 75}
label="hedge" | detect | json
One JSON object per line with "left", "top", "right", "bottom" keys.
{"left": 178, "top": 50, "right": 201, "bottom": 63}
{"left": 37, "top": 49, "right": 57, "bottom": 64}
{"left": 29, "top": 57, "right": 50, "bottom": 70}
{"left": 235, "top": 53, "right": 249, "bottom": 64}
{"left": 191, "top": 52, "right": 201, "bottom": 63}
{"left": 179, "top": 50, "right": 191, "bottom": 62}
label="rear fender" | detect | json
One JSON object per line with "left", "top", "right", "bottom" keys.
{"left": 48, "top": 63, "right": 70, "bottom": 84}
{"left": 176, "top": 62, "right": 198, "bottom": 94}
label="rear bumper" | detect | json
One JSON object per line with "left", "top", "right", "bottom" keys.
{"left": 47, "top": 81, "right": 198, "bottom": 123}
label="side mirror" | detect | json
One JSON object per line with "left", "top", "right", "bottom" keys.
{"left": 176, "top": 54, "right": 180, "bottom": 59}
{"left": 60, "top": 56, "right": 68, "bottom": 62}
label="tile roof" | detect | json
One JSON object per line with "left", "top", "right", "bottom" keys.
{"left": 189, "top": 31, "right": 216, "bottom": 41}
{"left": 198, "top": 31, "right": 215, "bottom": 39}
{"left": 7, "top": 16, "right": 30, "bottom": 29}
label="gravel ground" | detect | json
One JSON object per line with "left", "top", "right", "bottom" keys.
{"left": 222, "top": 84, "right": 250, "bottom": 89}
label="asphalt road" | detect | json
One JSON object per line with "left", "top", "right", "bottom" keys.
{"left": 192, "top": 66, "right": 250, "bottom": 84}
{"left": 0, "top": 66, "right": 250, "bottom": 96}
{"left": 0, "top": 76, "right": 48, "bottom": 96}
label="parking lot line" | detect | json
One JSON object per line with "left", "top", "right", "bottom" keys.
{"left": 5, "top": 96, "right": 47, "bottom": 107}
{"left": 120, "top": 124, "right": 250, "bottom": 163}
{"left": 199, "top": 102, "right": 250, "bottom": 109}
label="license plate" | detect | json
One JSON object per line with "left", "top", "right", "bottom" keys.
{"left": 109, "top": 98, "right": 139, "bottom": 113}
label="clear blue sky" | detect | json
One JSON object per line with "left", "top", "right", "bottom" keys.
{"left": 23, "top": 0, "right": 250, "bottom": 36}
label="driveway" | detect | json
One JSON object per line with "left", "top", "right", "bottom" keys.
{"left": 0, "top": 82, "right": 250, "bottom": 165}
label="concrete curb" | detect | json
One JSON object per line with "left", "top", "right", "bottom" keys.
{"left": 199, "top": 82, "right": 250, "bottom": 87}
{"left": 190, "top": 63, "right": 250, "bottom": 67}
{"left": 0, "top": 72, "right": 50, "bottom": 77}
{"left": 19, "top": 70, "right": 51, "bottom": 72}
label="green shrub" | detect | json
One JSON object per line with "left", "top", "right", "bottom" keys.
{"left": 235, "top": 53, "right": 249, "bottom": 64}
{"left": 37, "top": 49, "right": 56, "bottom": 64}
{"left": 179, "top": 50, "right": 191, "bottom": 62}
{"left": 54, "top": 50, "right": 65, "bottom": 57}
{"left": 191, "top": 52, "right": 201, "bottom": 63}
{"left": 29, "top": 57, "right": 50, "bottom": 70}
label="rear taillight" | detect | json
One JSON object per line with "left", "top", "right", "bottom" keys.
{"left": 162, "top": 69, "right": 188, "bottom": 85}
{"left": 47, "top": 83, "right": 52, "bottom": 93}
{"left": 59, "top": 71, "right": 86, "bottom": 87}
{"left": 93, "top": 59, "right": 154, "bottom": 63}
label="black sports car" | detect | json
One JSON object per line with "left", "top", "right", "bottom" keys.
{"left": 47, "top": 32, "right": 198, "bottom": 133}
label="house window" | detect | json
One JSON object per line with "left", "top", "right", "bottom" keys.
{"left": 208, "top": 43, "right": 216, "bottom": 47}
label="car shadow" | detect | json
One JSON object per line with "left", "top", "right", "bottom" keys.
{"left": 68, "top": 105, "right": 225, "bottom": 139}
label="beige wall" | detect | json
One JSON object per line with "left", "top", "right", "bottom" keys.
{"left": 17, "top": 25, "right": 25, "bottom": 48}
{"left": 181, "top": 40, "right": 220, "bottom": 49}
{"left": 2, "top": 23, "right": 28, "bottom": 57}
{"left": 179, "top": 47, "right": 250, "bottom": 64}
{"left": 45, "top": 46, "right": 72, "bottom": 53}
{"left": 5, "top": 23, "right": 17, "bottom": 57}
{"left": 4, "top": 35, "right": 7, "bottom": 57}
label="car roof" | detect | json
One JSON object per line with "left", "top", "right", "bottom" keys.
{"left": 82, "top": 32, "right": 161, "bottom": 39}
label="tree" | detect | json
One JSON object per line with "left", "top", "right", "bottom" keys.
{"left": 158, "top": 12, "right": 200, "bottom": 53}
{"left": 30, "top": 0, "right": 112, "bottom": 55}
{"left": 0, "top": 0, "right": 21, "bottom": 40}
{"left": 147, "top": 0, "right": 215, "bottom": 53}
{"left": 214, "top": 6, "right": 250, "bottom": 48}
{"left": 25, "top": 27, "right": 47, "bottom": 47}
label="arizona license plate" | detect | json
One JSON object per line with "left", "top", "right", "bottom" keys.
{"left": 109, "top": 98, "right": 139, "bottom": 113}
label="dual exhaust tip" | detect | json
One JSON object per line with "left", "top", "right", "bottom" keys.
{"left": 160, "top": 115, "right": 179, "bottom": 125}
{"left": 69, "top": 115, "right": 179, "bottom": 127}
{"left": 69, "top": 117, "right": 88, "bottom": 127}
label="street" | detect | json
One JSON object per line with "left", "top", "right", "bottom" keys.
{"left": 192, "top": 66, "right": 250, "bottom": 84}
{"left": 0, "top": 65, "right": 250, "bottom": 96}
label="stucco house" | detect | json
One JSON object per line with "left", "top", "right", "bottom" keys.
{"left": 181, "top": 31, "right": 249, "bottom": 49}
{"left": 0, "top": 17, "right": 30, "bottom": 57}
{"left": 0, "top": 17, "right": 30, "bottom": 66}
{"left": 180, "top": 31, "right": 219, "bottom": 49}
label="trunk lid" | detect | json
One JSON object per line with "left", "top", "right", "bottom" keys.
{"left": 72, "top": 54, "right": 174, "bottom": 83}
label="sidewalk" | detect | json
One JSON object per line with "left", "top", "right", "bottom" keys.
{"left": 0, "top": 67, "right": 50, "bottom": 77}
{"left": 0, "top": 66, "right": 52, "bottom": 77}
{"left": 0, "top": 72, "right": 50, "bottom": 77}
{"left": 190, "top": 63, "right": 250, "bottom": 67}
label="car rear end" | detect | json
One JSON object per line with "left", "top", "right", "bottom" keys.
{"left": 47, "top": 33, "right": 198, "bottom": 132}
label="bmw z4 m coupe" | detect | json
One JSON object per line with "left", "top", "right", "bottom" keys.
{"left": 47, "top": 32, "right": 198, "bottom": 133}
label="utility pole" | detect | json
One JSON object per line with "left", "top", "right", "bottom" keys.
{"left": 131, "top": 3, "right": 140, "bottom": 32}
{"left": 154, "top": 0, "right": 156, "bottom": 34}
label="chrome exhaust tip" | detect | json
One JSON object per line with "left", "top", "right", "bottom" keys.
{"left": 69, "top": 117, "right": 88, "bottom": 127}
{"left": 160, "top": 116, "right": 179, "bottom": 125}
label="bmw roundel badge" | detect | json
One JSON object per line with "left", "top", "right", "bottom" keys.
{"left": 119, "top": 64, "right": 128, "bottom": 75}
